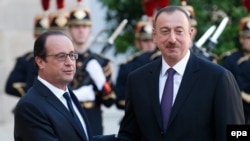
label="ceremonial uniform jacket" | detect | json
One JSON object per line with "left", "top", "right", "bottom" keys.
{"left": 115, "top": 50, "right": 161, "bottom": 109}
{"left": 221, "top": 49, "right": 250, "bottom": 112}
{"left": 5, "top": 51, "right": 37, "bottom": 97}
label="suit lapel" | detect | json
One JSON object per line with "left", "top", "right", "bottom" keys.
{"left": 33, "top": 79, "right": 87, "bottom": 141}
{"left": 148, "top": 59, "right": 163, "bottom": 130}
{"left": 168, "top": 54, "right": 200, "bottom": 128}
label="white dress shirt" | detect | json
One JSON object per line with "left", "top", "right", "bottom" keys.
{"left": 159, "top": 50, "right": 190, "bottom": 105}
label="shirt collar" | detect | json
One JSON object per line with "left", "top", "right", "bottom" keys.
{"left": 38, "top": 76, "right": 68, "bottom": 98}
{"left": 161, "top": 50, "right": 190, "bottom": 76}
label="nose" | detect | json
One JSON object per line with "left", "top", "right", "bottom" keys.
{"left": 64, "top": 55, "right": 75, "bottom": 65}
{"left": 168, "top": 31, "right": 176, "bottom": 44}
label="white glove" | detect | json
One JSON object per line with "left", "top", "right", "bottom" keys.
{"left": 86, "top": 59, "right": 106, "bottom": 91}
{"left": 73, "top": 85, "right": 95, "bottom": 101}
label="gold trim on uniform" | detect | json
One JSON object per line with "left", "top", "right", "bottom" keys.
{"left": 103, "top": 63, "right": 112, "bottom": 77}
{"left": 118, "top": 100, "right": 125, "bottom": 107}
{"left": 102, "top": 92, "right": 116, "bottom": 100}
{"left": 241, "top": 91, "right": 250, "bottom": 103}
{"left": 13, "top": 82, "right": 26, "bottom": 96}
{"left": 150, "top": 50, "right": 162, "bottom": 60}
{"left": 80, "top": 101, "right": 95, "bottom": 109}
{"left": 237, "top": 54, "right": 250, "bottom": 65}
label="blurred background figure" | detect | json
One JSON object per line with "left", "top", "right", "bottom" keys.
{"left": 180, "top": 0, "right": 197, "bottom": 40}
{"left": 221, "top": 16, "right": 250, "bottom": 124}
{"left": 5, "top": 0, "right": 50, "bottom": 98}
{"left": 115, "top": 17, "right": 159, "bottom": 110}
{"left": 67, "top": 0, "right": 116, "bottom": 135}
{"left": 5, "top": 0, "right": 69, "bottom": 113}
{"left": 180, "top": 0, "right": 217, "bottom": 63}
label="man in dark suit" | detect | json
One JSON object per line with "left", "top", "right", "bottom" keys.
{"left": 14, "top": 31, "right": 115, "bottom": 141}
{"left": 116, "top": 6, "right": 244, "bottom": 141}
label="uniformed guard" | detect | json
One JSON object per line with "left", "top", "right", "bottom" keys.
{"left": 67, "top": 0, "right": 116, "bottom": 135}
{"left": 5, "top": 0, "right": 50, "bottom": 97}
{"left": 115, "top": 17, "right": 159, "bottom": 110}
{"left": 180, "top": 0, "right": 218, "bottom": 63}
{"left": 221, "top": 15, "right": 250, "bottom": 124}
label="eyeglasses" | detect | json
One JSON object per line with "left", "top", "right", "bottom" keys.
{"left": 46, "top": 52, "right": 79, "bottom": 61}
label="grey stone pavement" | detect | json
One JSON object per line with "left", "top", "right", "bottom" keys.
{"left": 0, "top": 0, "right": 129, "bottom": 140}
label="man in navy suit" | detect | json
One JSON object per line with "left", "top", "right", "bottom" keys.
{"left": 14, "top": 31, "right": 115, "bottom": 141}
{"left": 116, "top": 6, "right": 244, "bottom": 141}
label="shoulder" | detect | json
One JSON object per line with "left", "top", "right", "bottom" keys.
{"left": 122, "top": 51, "right": 144, "bottom": 64}
{"left": 191, "top": 53, "right": 228, "bottom": 76}
{"left": 129, "top": 57, "right": 161, "bottom": 76}
{"left": 220, "top": 49, "right": 242, "bottom": 61}
{"left": 16, "top": 51, "right": 34, "bottom": 62}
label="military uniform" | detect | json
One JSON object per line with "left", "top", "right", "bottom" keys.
{"left": 5, "top": 52, "right": 37, "bottom": 97}
{"left": 115, "top": 50, "right": 161, "bottom": 109}
{"left": 221, "top": 16, "right": 250, "bottom": 124}
{"left": 115, "top": 19, "right": 159, "bottom": 109}
{"left": 5, "top": 7, "right": 50, "bottom": 97}
{"left": 67, "top": 7, "right": 116, "bottom": 135}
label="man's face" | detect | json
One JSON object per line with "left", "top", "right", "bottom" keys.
{"left": 136, "top": 39, "right": 157, "bottom": 52}
{"left": 68, "top": 24, "right": 91, "bottom": 50}
{"left": 153, "top": 10, "right": 193, "bottom": 66}
{"left": 240, "top": 36, "right": 250, "bottom": 53}
{"left": 36, "top": 35, "right": 76, "bottom": 90}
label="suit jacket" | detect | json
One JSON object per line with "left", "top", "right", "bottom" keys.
{"left": 117, "top": 53, "right": 244, "bottom": 141}
{"left": 14, "top": 78, "right": 116, "bottom": 141}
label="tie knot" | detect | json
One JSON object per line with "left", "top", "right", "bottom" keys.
{"left": 167, "top": 68, "right": 175, "bottom": 76}
{"left": 63, "top": 92, "right": 71, "bottom": 100}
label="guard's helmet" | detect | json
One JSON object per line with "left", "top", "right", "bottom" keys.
{"left": 181, "top": 5, "right": 197, "bottom": 27}
{"left": 135, "top": 20, "right": 153, "bottom": 40}
{"left": 67, "top": 7, "right": 91, "bottom": 26}
{"left": 33, "top": 15, "right": 49, "bottom": 38}
{"left": 48, "top": 12, "right": 69, "bottom": 31}
{"left": 239, "top": 17, "right": 250, "bottom": 37}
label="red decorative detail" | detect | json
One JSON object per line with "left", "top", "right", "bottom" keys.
{"left": 142, "top": 0, "right": 169, "bottom": 17}
{"left": 41, "top": 0, "right": 50, "bottom": 11}
{"left": 57, "top": 0, "right": 64, "bottom": 9}
{"left": 103, "top": 82, "right": 112, "bottom": 95}
{"left": 243, "top": 0, "right": 250, "bottom": 13}
{"left": 77, "top": 0, "right": 82, "bottom": 2}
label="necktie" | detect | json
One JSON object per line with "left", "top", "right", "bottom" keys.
{"left": 161, "top": 68, "right": 175, "bottom": 131}
{"left": 63, "top": 92, "right": 88, "bottom": 141}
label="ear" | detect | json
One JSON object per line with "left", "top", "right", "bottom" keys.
{"left": 189, "top": 27, "right": 195, "bottom": 39}
{"left": 152, "top": 28, "right": 157, "bottom": 44}
{"left": 35, "top": 56, "right": 44, "bottom": 70}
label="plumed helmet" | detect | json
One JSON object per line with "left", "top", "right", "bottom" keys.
{"left": 48, "top": 12, "right": 69, "bottom": 31}
{"left": 135, "top": 18, "right": 153, "bottom": 40}
{"left": 33, "top": 0, "right": 50, "bottom": 37}
{"left": 180, "top": 0, "right": 197, "bottom": 27}
{"left": 240, "top": 0, "right": 250, "bottom": 37}
{"left": 239, "top": 17, "right": 250, "bottom": 37}
{"left": 33, "top": 15, "right": 49, "bottom": 37}
{"left": 48, "top": 0, "right": 68, "bottom": 31}
{"left": 68, "top": 7, "right": 91, "bottom": 26}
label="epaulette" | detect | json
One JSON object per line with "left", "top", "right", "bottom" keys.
{"left": 121, "top": 51, "right": 144, "bottom": 65}
{"left": 237, "top": 53, "right": 250, "bottom": 65}
{"left": 150, "top": 50, "right": 162, "bottom": 60}
{"left": 219, "top": 48, "right": 238, "bottom": 60}
{"left": 24, "top": 51, "right": 34, "bottom": 61}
